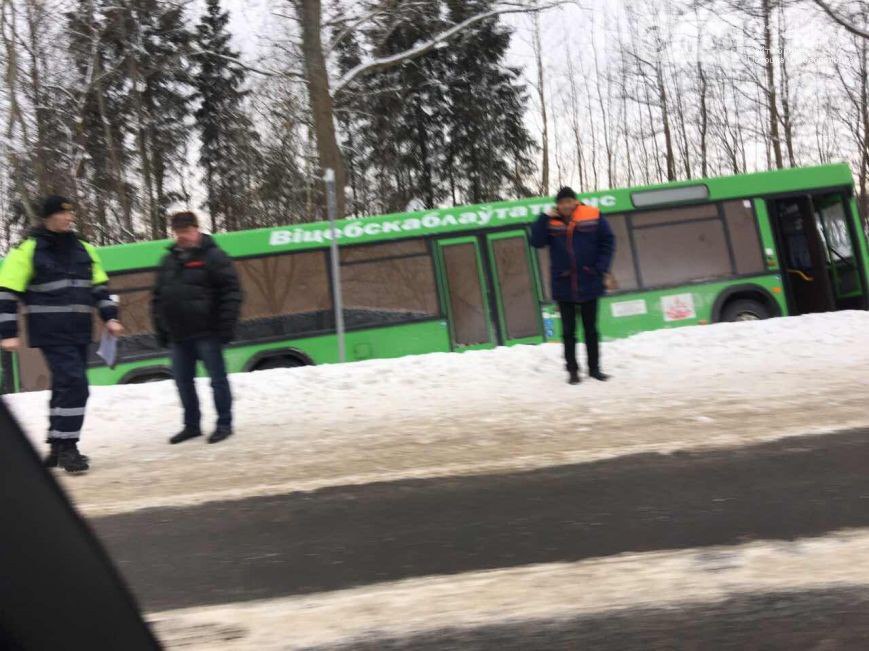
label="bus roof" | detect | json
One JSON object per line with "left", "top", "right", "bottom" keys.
{"left": 92, "top": 162, "right": 854, "bottom": 273}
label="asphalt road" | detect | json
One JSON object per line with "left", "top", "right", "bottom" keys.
{"left": 91, "top": 427, "right": 869, "bottom": 615}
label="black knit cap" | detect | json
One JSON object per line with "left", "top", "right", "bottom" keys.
{"left": 170, "top": 211, "right": 199, "bottom": 229}
{"left": 40, "top": 195, "right": 75, "bottom": 219}
{"left": 555, "top": 186, "right": 578, "bottom": 202}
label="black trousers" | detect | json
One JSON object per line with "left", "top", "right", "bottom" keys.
{"left": 40, "top": 345, "right": 90, "bottom": 443}
{"left": 558, "top": 300, "right": 600, "bottom": 374}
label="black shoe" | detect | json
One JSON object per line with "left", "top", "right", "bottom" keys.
{"left": 57, "top": 441, "right": 89, "bottom": 474}
{"left": 208, "top": 426, "right": 233, "bottom": 444}
{"left": 568, "top": 370, "right": 582, "bottom": 385}
{"left": 590, "top": 370, "right": 610, "bottom": 382}
{"left": 45, "top": 441, "right": 89, "bottom": 468}
{"left": 170, "top": 427, "right": 202, "bottom": 445}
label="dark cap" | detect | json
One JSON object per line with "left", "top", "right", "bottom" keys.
{"left": 555, "top": 186, "right": 578, "bottom": 202}
{"left": 170, "top": 211, "right": 199, "bottom": 230}
{"left": 41, "top": 195, "right": 75, "bottom": 219}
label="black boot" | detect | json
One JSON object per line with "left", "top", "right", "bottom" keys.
{"left": 207, "top": 426, "right": 233, "bottom": 444}
{"left": 57, "top": 440, "right": 89, "bottom": 474}
{"left": 170, "top": 427, "right": 202, "bottom": 445}
{"left": 590, "top": 370, "right": 610, "bottom": 382}
{"left": 568, "top": 370, "right": 582, "bottom": 385}
{"left": 46, "top": 441, "right": 89, "bottom": 468}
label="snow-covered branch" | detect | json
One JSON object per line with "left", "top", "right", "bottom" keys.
{"left": 188, "top": 46, "right": 306, "bottom": 80}
{"left": 332, "top": 0, "right": 576, "bottom": 96}
{"left": 811, "top": 0, "right": 869, "bottom": 40}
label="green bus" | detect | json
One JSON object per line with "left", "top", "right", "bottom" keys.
{"left": 5, "top": 162, "right": 868, "bottom": 393}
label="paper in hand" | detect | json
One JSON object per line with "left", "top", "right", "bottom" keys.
{"left": 96, "top": 330, "right": 118, "bottom": 369}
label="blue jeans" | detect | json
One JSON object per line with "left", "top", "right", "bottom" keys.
{"left": 170, "top": 337, "right": 232, "bottom": 430}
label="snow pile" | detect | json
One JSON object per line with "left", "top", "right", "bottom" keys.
{"left": 6, "top": 311, "right": 869, "bottom": 515}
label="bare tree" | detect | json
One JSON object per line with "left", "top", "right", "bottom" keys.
{"left": 531, "top": 12, "right": 549, "bottom": 195}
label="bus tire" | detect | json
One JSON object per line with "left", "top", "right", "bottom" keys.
{"left": 249, "top": 354, "right": 308, "bottom": 372}
{"left": 720, "top": 298, "right": 771, "bottom": 322}
{"left": 122, "top": 371, "right": 173, "bottom": 384}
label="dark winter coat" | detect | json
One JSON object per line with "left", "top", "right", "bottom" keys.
{"left": 530, "top": 204, "right": 615, "bottom": 303}
{"left": 0, "top": 227, "right": 118, "bottom": 347}
{"left": 151, "top": 234, "right": 242, "bottom": 345}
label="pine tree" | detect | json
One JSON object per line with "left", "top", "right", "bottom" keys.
{"left": 67, "top": 0, "right": 137, "bottom": 240}
{"left": 128, "top": 0, "right": 194, "bottom": 238}
{"left": 443, "top": 0, "right": 536, "bottom": 204}
{"left": 193, "top": 0, "right": 262, "bottom": 232}
{"left": 338, "top": 0, "right": 450, "bottom": 214}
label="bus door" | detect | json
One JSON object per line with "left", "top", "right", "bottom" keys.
{"left": 484, "top": 231, "right": 543, "bottom": 345}
{"left": 813, "top": 192, "right": 867, "bottom": 310}
{"left": 769, "top": 192, "right": 866, "bottom": 315}
{"left": 768, "top": 195, "right": 836, "bottom": 315}
{"left": 435, "top": 237, "right": 496, "bottom": 351}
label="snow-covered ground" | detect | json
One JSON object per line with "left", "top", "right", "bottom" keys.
{"left": 8, "top": 312, "right": 869, "bottom": 649}
{"left": 7, "top": 311, "right": 869, "bottom": 517}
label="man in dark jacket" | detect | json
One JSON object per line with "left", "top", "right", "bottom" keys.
{"left": 531, "top": 186, "right": 615, "bottom": 385}
{"left": 152, "top": 212, "right": 242, "bottom": 444}
{"left": 0, "top": 195, "right": 125, "bottom": 472}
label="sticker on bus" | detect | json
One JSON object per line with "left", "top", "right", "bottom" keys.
{"left": 611, "top": 300, "right": 648, "bottom": 318}
{"left": 662, "top": 294, "right": 697, "bottom": 322}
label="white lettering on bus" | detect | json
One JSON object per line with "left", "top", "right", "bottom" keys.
{"left": 583, "top": 195, "right": 617, "bottom": 208}
{"left": 269, "top": 230, "right": 291, "bottom": 246}
{"left": 268, "top": 199, "right": 614, "bottom": 248}
{"left": 344, "top": 224, "right": 364, "bottom": 238}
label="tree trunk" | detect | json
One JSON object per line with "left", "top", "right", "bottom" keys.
{"left": 762, "top": 0, "right": 784, "bottom": 169}
{"left": 297, "top": 0, "right": 347, "bottom": 217}
{"left": 532, "top": 15, "right": 549, "bottom": 196}
{"left": 697, "top": 60, "right": 708, "bottom": 178}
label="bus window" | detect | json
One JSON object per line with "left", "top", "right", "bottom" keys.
{"left": 606, "top": 215, "right": 639, "bottom": 291}
{"left": 103, "top": 270, "right": 162, "bottom": 360}
{"left": 490, "top": 237, "right": 538, "bottom": 339}
{"left": 441, "top": 242, "right": 490, "bottom": 346}
{"left": 633, "top": 205, "right": 732, "bottom": 287}
{"left": 722, "top": 201, "right": 765, "bottom": 275}
{"left": 340, "top": 241, "right": 439, "bottom": 328}
{"left": 237, "top": 251, "right": 333, "bottom": 339}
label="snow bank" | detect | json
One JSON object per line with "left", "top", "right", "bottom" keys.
{"left": 7, "top": 311, "right": 869, "bottom": 515}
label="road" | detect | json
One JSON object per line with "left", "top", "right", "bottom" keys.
{"left": 87, "top": 427, "right": 869, "bottom": 649}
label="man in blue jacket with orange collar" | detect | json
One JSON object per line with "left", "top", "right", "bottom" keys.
{"left": 531, "top": 186, "right": 615, "bottom": 385}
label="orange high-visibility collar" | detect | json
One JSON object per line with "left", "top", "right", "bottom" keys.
{"left": 571, "top": 204, "right": 600, "bottom": 222}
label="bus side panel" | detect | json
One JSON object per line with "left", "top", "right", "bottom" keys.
{"left": 541, "top": 275, "right": 786, "bottom": 343}
{"left": 85, "top": 320, "right": 452, "bottom": 386}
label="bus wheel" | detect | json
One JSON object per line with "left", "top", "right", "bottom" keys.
{"left": 250, "top": 355, "right": 307, "bottom": 372}
{"left": 124, "top": 372, "right": 172, "bottom": 384}
{"left": 720, "top": 298, "right": 771, "bottom": 322}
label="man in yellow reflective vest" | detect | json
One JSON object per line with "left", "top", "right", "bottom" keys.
{"left": 0, "top": 196, "right": 125, "bottom": 473}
